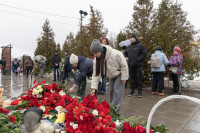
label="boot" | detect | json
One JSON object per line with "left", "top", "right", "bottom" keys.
{"left": 128, "top": 89, "right": 135, "bottom": 97}
{"left": 138, "top": 90, "right": 143, "bottom": 98}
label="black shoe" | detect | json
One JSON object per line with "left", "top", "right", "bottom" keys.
{"left": 128, "top": 91, "right": 135, "bottom": 97}
{"left": 101, "top": 92, "right": 105, "bottom": 95}
{"left": 97, "top": 91, "right": 101, "bottom": 95}
{"left": 138, "top": 90, "right": 143, "bottom": 98}
{"left": 53, "top": 79, "right": 56, "bottom": 82}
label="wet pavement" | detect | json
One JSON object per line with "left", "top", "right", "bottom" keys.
{"left": 1, "top": 73, "right": 200, "bottom": 133}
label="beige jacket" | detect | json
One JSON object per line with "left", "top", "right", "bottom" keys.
{"left": 91, "top": 45, "right": 129, "bottom": 90}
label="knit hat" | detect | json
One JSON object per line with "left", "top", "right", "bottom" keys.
{"left": 129, "top": 33, "right": 137, "bottom": 39}
{"left": 174, "top": 46, "right": 181, "bottom": 53}
{"left": 61, "top": 58, "right": 65, "bottom": 62}
{"left": 70, "top": 53, "right": 78, "bottom": 64}
{"left": 155, "top": 46, "right": 162, "bottom": 51}
{"left": 90, "top": 39, "right": 103, "bottom": 54}
{"left": 65, "top": 50, "right": 69, "bottom": 53}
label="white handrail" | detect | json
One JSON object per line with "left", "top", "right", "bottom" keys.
{"left": 146, "top": 95, "right": 200, "bottom": 133}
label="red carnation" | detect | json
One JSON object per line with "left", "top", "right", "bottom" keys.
{"left": 2, "top": 109, "right": 9, "bottom": 114}
{"left": 10, "top": 115, "right": 16, "bottom": 123}
{"left": 25, "top": 107, "right": 29, "bottom": 109}
{"left": 52, "top": 100, "right": 56, "bottom": 104}
{"left": 18, "top": 108, "right": 23, "bottom": 110}
{"left": 33, "top": 79, "right": 37, "bottom": 84}
{"left": 11, "top": 99, "right": 19, "bottom": 105}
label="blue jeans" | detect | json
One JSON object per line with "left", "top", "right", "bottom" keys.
{"left": 53, "top": 67, "right": 59, "bottom": 80}
{"left": 98, "top": 77, "right": 107, "bottom": 92}
{"left": 66, "top": 71, "right": 71, "bottom": 81}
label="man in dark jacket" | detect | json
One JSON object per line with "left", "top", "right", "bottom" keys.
{"left": 52, "top": 51, "right": 61, "bottom": 81}
{"left": 12, "top": 58, "right": 20, "bottom": 75}
{"left": 124, "top": 33, "right": 146, "bottom": 98}
{"left": 68, "top": 53, "right": 93, "bottom": 99}
{"left": 2, "top": 57, "right": 6, "bottom": 75}
{"left": 64, "top": 50, "right": 72, "bottom": 82}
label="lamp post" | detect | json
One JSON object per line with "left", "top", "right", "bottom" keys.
{"left": 79, "top": 10, "right": 88, "bottom": 32}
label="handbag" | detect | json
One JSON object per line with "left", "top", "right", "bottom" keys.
{"left": 169, "top": 66, "right": 179, "bottom": 73}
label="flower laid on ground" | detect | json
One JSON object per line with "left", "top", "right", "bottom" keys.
{"left": 115, "top": 120, "right": 121, "bottom": 126}
{"left": 11, "top": 99, "right": 20, "bottom": 105}
{"left": 0, "top": 107, "right": 9, "bottom": 114}
{"left": 92, "top": 109, "right": 98, "bottom": 116}
{"left": 32, "top": 85, "right": 44, "bottom": 98}
{"left": 10, "top": 114, "right": 16, "bottom": 123}
{"left": 0, "top": 80, "right": 168, "bottom": 133}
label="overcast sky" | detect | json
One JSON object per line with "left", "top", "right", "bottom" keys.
{"left": 0, "top": 0, "right": 199, "bottom": 58}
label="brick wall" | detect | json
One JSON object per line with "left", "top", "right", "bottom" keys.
{"left": 2, "top": 48, "right": 11, "bottom": 74}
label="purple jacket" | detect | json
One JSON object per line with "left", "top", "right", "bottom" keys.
{"left": 169, "top": 53, "right": 183, "bottom": 75}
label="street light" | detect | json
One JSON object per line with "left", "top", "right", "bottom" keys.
{"left": 79, "top": 10, "right": 88, "bottom": 32}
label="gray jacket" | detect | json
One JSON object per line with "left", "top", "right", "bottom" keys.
{"left": 151, "top": 51, "right": 169, "bottom": 72}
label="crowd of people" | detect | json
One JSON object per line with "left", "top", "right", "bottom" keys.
{"left": 48, "top": 33, "right": 183, "bottom": 115}
{"left": 0, "top": 33, "right": 183, "bottom": 115}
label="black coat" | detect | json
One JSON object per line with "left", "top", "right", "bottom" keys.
{"left": 64, "top": 54, "right": 72, "bottom": 72}
{"left": 52, "top": 54, "right": 61, "bottom": 67}
{"left": 125, "top": 39, "right": 146, "bottom": 68}
{"left": 2, "top": 59, "right": 6, "bottom": 67}
{"left": 75, "top": 56, "right": 93, "bottom": 85}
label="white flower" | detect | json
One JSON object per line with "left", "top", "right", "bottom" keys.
{"left": 92, "top": 110, "right": 99, "bottom": 116}
{"left": 32, "top": 88, "right": 36, "bottom": 95}
{"left": 59, "top": 90, "right": 66, "bottom": 96}
{"left": 40, "top": 106, "right": 46, "bottom": 112}
{"left": 55, "top": 106, "right": 62, "bottom": 113}
{"left": 72, "top": 124, "right": 78, "bottom": 130}
{"left": 80, "top": 115, "right": 83, "bottom": 120}
{"left": 115, "top": 120, "right": 121, "bottom": 126}
{"left": 51, "top": 89, "right": 55, "bottom": 93}
{"left": 39, "top": 88, "right": 43, "bottom": 93}
{"left": 35, "top": 90, "right": 39, "bottom": 94}
{"left": 37, "top": 85, "right": 42, "bottom": 89}
{"left": 70, "top": 122, "right": 74, "bottom": 126}
{"left": 70, "top": 122, "right": 78, "bottom": 130}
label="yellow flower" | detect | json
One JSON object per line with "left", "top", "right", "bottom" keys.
{"left": 55, "top": 112, "right": 65, "bottom": 123}
{"left": 18, "top": 101, "right": 22, "bottom": 105}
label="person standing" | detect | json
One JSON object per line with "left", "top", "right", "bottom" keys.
{"left": 97, "top": 37, "right": 110, "bottom": 95}
{"left": 26, "top": 57, "right": 34, "bottom": 78}
{"left": 64, "top": 50, "right": 72, "bottom": 82}
{"left": 125, "top": 33, "right": 147, "bottom": 98}
{"left": 90, "top": 39, "right": 129, "bottom": 115}
{"left": 13, "top": 58, "right": 20, "bottom": 75}
{"left": 59, "top": 58, "right": 65, "bottom": 83}
{"left": 168, "top": 46, "right": 183, "bottom": 95}
{"left": 149, "top": 46, "right": 169, "bottom": 96}
{"left": 39, "top": 57, "right": 45, "bottom": 78}
{"left": 2, "top": 57, "right": 6, "bottom": 75}
{"left": 52, "top": 51, "right": 61, "bottom": 82}
{"left": 69, "top": 54, "right": 93, "bottom": 99}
